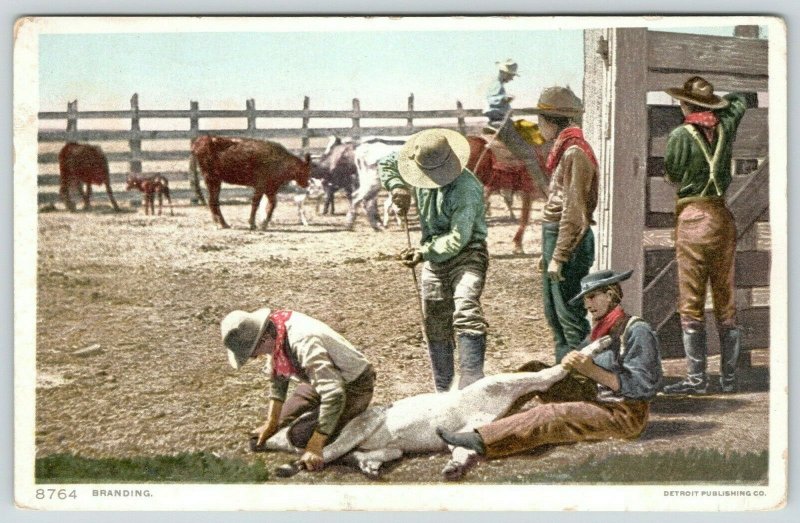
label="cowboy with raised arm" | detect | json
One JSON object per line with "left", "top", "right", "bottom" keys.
{"left": 437, "top": 269, "right": 662, "bottom": 463}
{"left": 221, "top": 307, "right": 375, "bottom": 471}
{"left": 661, "top": 77, "right": 747, "bottom": 395}
{"left": 536, "top": 85, "right": 599, "bottom": 363}
{"left": 381, "top": 129, "right": 490, "bottom": 393}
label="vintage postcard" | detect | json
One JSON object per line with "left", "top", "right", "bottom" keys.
{"left": 13, "top": 15, "right": 787, "bottom": 511}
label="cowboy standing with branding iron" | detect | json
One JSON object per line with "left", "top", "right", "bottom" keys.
{"left": 380, "top": 129, "right": 489, "bottom": 392}
{"left": 220, "top": 307, "right": 375, "bottom": 471}
{"left": 536, "top": 85, "right": 599, "bottom": 363}
{"left": 661, "top": 76, "right": 748, "bottom": 395}
{"left": 436, "top": 269, "right": 662, "bottom": 463}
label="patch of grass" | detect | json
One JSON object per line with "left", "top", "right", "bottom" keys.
{"left": 502, "top": 449, "right": 768, "bottom": 484}
{"left": 36, "top": 452, "right": 270, "bottom": 484}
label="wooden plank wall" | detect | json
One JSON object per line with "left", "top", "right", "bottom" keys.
{"left": 585, "top": 27, "right": 770, "bottom": 359}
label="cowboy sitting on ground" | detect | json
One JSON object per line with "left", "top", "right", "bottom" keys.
{"left": 437, "top": 269, "right": 662, "bottom": 462}
{"left": 221, "top": 307, "right": 375, "bottom": 471}
{"left": 380, "top": 128, "right": 490, "bottom": 393}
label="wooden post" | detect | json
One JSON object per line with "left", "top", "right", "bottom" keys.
{"left": 406, "top": 93, "right": 415, "bottom": 133}
{"left": 66, "top": 100, "right": 78, "bottom": 138}
{"left": 351, "top": 98, "right": 362, "bottom": 141}
{"left": 189, "top": 101, "right": 199, "bottom": 135}
{"left": 301, "top": 96, "right": 310, "bottom": 154}
{"left": 189, "top": 101, "right": 200, "bottom": 205}
{"left": 246, "top": 98, "right": 256, "bottom": 132}
{"left": 129, "top": 93, "right": 142, "bottom": 176}
{"left": 603, "top": 28, "right": 649, "bottom": 316}
{"left": 456, "top": 100, "right": 466, "bottom": 134}
{"left": 734, "top": 25, "right": 760, "bottom": 39}
{"left": 583, "top": 29, "right": 613, "bottom": 273}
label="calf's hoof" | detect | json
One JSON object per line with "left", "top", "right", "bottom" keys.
{"left": 512, "top": 244, "right": 525, "bottom": 255}
{"left": 441, "top": 460, "right": 466, "bottom": 481}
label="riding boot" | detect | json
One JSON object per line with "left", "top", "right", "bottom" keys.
{"left": 719, "top": 325, "right": 742, "bottom": 393}
{"left": 457, "top": 333, "right": 486, "bottom": 389}
{"left": 427, "top": 340, "right": 455, "bottom": 393}
{"left": 662, "top": 323, "right": 708, "bottom": 394}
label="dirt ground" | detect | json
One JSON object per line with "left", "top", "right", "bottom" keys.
{"left": 33, "top": 193, "right": 770, "bottom": 483}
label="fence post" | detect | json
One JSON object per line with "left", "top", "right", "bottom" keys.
{"left": 246, "top": 98, "right": 256, "bottom": 133}
{"left": 734, "top": 25, "right": 760, "bottom": 38}
{"left": 301, "top": 96, "right": 310, "bottom": 154}
{"left": 129, "top": 93, "right": 142, "bottom": 177}
{"left": 189, "top": 100, "right": 201, "bottom": 205}
{"left": 456, "top": 100, "right": 466, "bottom": 134}
{"left": 351, "top": 98, "right": 362, "bottom": 141}
{"left": 406, "top": 93, "right": 415, "bottom": 133}
{"left": 66, "top": 100, "right": 78, "bottom": 139}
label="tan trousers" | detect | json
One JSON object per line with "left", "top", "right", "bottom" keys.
{"left": 477, "top": 372, "right": 649, "bottom": 459}
{"left": 675, "top": 198, "right": 737, "bottom": 325}
{"left": 278, "top": 366, "right": 376, "bottom": 448}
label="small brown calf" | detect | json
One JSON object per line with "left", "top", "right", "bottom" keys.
{"left": 126, "top": 174, "right": 174, "bottom": 216}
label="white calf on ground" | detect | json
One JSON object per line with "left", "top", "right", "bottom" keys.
{"left": 264, "top": 335, "right": 612, "bottom": 480}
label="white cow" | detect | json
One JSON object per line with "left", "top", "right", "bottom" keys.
{"left": 346, "top": 137, "right": 408, "bottom": 231}
{"left": 261, "top": 335, "right": 612, "bottom": 480}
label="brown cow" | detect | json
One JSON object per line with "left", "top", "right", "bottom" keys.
{"left": 191, "top": 135, "right": 311, "bottom": 230}
{"left": 58, "top": 143, "right": 120, "bottom": 212}
{"left": 126, "top": 174, "right": 174, "bottom": 216}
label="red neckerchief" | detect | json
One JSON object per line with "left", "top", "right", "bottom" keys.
{"left": 545, "top": 127, "right": 598, "bottom": 174}
{"left": 684, "top": 112, "right": 719, "bottom": 144}
{"left": 263, "top": 310, "right": 299, "bottom": 378}
{"left": 590, "top": 305, "right": 627, "bottom": 341}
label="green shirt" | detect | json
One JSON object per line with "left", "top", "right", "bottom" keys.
{"left": 664, "top": 93, "right": 747, "bottom": 201}
{"left": 379, "top": 152, "right": 488, "bottom": 263}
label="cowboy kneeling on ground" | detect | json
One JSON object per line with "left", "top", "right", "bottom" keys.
{"left": 221, "top": 307, "right": 376, "bottom": 471}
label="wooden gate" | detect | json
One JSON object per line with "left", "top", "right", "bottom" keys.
{"left": 583, "top": 27, "right": 770, "bottom": 359}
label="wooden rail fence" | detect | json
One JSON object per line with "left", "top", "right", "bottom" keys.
{"left": 37, "top": 94, "right": 542, "bottom": 204}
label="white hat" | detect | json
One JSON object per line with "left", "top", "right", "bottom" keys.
{"left": 497, "top": 59, "right": 519, "bottom": 77}
{"left": 220, "top": 308, "right": 272, "bottom": 369}
{"left": 397, "top": 129, "right": 470, "bottom": 188}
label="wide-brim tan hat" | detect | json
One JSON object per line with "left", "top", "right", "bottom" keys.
{"left": 665, "top": 76, "right": 729, "bottom": 109}
{"left": 398, "top": 129, "right": 470, "bottom": 189}
{"left": 497, "top": 59, "right": 519, "bottom": 77}
{"left": 537, "top": 85, "right": 584, "bottom": 117}
{"left": 220, "top": 307, "right": 271, "bottom": 370}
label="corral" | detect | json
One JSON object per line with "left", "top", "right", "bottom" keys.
{"left": 33, "top": 25, "right": 773, "bottom": 483}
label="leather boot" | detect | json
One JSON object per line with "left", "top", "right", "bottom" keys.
{"left": 719, "top": 326, "right": 742, "bottom": 393}
{"left": 427, "top": 339, "right": 455, "bottom": 393}
{"left": 457, "top": 333, "right": 486, "bottom": 389}
{"left": 662, "top": 323, "right": 708, "bottom": 394}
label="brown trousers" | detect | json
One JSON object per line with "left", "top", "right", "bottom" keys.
{"left": 675, "top": 197, "right": 737, "bottom": 325}
{"left": 477, "top": 371, "right": 649, "bottom": 459}
{"left": 277, "top": 365, "right": 376, "bottom": 448}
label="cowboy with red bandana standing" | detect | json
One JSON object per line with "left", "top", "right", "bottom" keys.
{"left": 661, "top": 77, "right": 748, "bottom": 395}
{"left": 220, "top": 308, "right": 375, "bottom": 471}
{"left": 536, "top": 86, "right": 599, "bottom": 363}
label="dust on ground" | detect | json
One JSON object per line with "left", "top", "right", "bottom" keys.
{"left": 33, "top": 195, "right": 770, "bottom": 483}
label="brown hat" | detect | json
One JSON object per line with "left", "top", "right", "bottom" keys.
{"left": 537, "top": 86, "right": 583, "bottom": 117}
{"left": 398, "top": 129, "right": 470, "bottom": 188}
{"left": 665, "top": 76, "right": 729, "bottom": 110}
